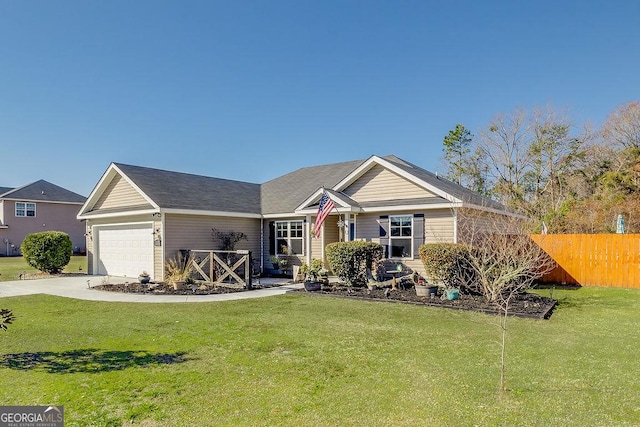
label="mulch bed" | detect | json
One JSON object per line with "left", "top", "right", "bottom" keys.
{"left": 90, "top": 278, "right": 557, "bottom": 319}
{"left": 289, "top": 285, "right": 557, "bottom": 319}
{"left": 92, "top": 281, "right": 283, "bottom": 295}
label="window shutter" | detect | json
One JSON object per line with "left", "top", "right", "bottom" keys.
{"left": 413, "top": 214, "right": 424, "bottom": 259}
{"left": 269, "top": 222, "right": 275, "bottom": 255}
{"left": 378, "top": 216, "right": 389, "bottom": 257}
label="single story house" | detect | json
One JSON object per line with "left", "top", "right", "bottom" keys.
{"left": 77, "top": 154, "right": 516, "bottom": 281}
{"left": 0, "top": 180, "right": 87, "bottom": 256}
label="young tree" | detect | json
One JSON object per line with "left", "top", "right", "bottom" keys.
{"left": 211, "top": 228, "right": 248, "bottom": 251}
{"left": 456, "top": 209, "right": 555, "bottom": 392}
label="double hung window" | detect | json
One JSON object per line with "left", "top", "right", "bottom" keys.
{"left": 16, "top": 202, "right": 36, "bottom": 217}
{"left": 389, "top": 215, "right": 412, "bottom": 258}
{"left": 275, "top": 220, "right": 304, "bottom": 255}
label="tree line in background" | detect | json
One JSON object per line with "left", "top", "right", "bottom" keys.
{"left": 442, "top": 101, "right": 640, "bottom": 233}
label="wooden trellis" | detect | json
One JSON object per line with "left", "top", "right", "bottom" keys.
{"left": 187, "top": 249, "right": 252, "bottom": 288}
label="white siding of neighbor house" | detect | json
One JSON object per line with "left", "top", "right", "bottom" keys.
{"left": 93, "top": 174, "right": 151, "bottom": 210}
{"left": 343, "top": 164, "right": 435, "bottom": 202}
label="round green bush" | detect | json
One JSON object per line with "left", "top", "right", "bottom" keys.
{"left": 21, "top": 231, "right": 72, "bottom": 274}
{"left": 326, "top": 241, "right": 383, "bottom": 286}
{"left": 418, "top": 243, "right": 472, "bottom": 289}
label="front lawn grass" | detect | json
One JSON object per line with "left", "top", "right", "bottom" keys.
{"left": 0, "top": 286, "right": 638, "bottom": 426}
{"left": 0, "top": 255, "right": 86, "bottom": 281}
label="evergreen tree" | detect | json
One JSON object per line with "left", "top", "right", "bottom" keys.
{"left": 442, "top": 124, "right": 473, "bottom": 185}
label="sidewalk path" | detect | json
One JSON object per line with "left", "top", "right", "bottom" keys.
{"left": 0, "top": 275, "right": 303, "bottom": 303}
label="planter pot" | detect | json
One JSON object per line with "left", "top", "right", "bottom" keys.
{"left": 304, "top": 281, "right": 323, "bottom": 292}
{"left": 139, "top": 275, "right": 150, "bottom": 284}
{"left": 445, "top": 288, "right": 460, "bottom": 300}
{"left": 415, "top": 284, "right": 438, "bottom": 297}
{"left": 172, "top": 280, "right": 185, "bottom": 291}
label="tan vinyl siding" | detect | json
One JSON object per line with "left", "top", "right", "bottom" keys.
{"left": 343, "top": 164, "right": 435, "bottom": 202}
{"left": 355, "top": 213, "right": 381, "bottom": 244}
{"left": 310, "top": 224, "right": 323, "bottom": 263}
{"left": 93, "top": 174, "right": 151, "bottom": 210}
{"left": 356, "top": 210, "right": 455, "bottom": 245}
{"left": 165, "top": 215, "right": 261, "bottom": 271}
{"left": 424, "top": 209, "right": 456, "bottom": 244}
{"left": 354, "top": 210, "right": 454, "bottom": 276}
{"left": 456, "top": 210, "right": 519, "bottom": 244}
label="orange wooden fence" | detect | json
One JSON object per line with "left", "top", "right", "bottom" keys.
{"left": 530, "top": 234, "right": 640, "bottom": 288}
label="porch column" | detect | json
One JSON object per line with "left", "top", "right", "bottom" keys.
{"left": 344, "top": 213, "right": 351, "bottom": 241}
{"left": 305, "top": 214, "right": 312, "bottom": 265}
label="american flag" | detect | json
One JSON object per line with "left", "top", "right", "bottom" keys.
{"left": 313, "top": 191, "right": 335, "bottom": 238}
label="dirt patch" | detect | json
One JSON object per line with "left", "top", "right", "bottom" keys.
{"left": 290, "top": 285, "right": 557, "bottom": 319}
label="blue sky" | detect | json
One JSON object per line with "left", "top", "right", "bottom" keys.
{"left": 1, "top": 1, "right": 639, "bottom": 197}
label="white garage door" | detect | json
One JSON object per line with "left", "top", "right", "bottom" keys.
{"left": 95, "top": 223, "right": 154, "bottom": 278}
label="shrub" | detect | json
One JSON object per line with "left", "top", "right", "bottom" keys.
{"left": 165, "top": 252, "right": 194, "bottom": 283}
{"left": 21, "top": 231, "right": 72, "bottom": 274}
{"left": 418, "top": 243, "right": 473, "bottom": 290}
{"left": 326, "top": 241, "right": 383, "bottom": 286}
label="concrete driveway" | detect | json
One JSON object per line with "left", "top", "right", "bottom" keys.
{"left": 0, "top": 275, "right": 302, "bottom": 303}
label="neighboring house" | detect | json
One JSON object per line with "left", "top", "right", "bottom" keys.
{"left": 0, "top": 180, "right": 87, "bottom": 256}
{"left": 77, "top": 155, "right": 517, "bottom": 280}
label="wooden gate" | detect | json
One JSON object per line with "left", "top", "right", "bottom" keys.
{"left": 187, "top": 250, "right": 253, "bottom": 288}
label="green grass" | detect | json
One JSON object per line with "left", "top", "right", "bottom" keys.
{"left": 0, "top": 286, "right": 639, "bottom": 426}
{"left": 0, "top": 256, "right": 86, "bottom": 281}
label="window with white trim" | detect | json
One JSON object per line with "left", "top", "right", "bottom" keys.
{"left": 389, "top": 215, "right": 412, "bottom": 258}
{"left": 275, "top": 220, "right": 304, "bottom": 255}
{"left": 15, "top": 202, "right": 36, "bottom": 217}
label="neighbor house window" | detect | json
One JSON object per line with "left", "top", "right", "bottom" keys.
{"left": 275, "top": 220, "right": 304, "bottom": 255}
{"left": 15, "top": 202, "right": 36, "bottom": 217}
{"left": 389, "top": 215, "right": 412, "bottom": 258}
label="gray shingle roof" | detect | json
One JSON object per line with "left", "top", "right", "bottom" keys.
{"left": 260, "top": 158, "right": 366, "bottom": 214}
{"left": 0, "top": 187, "right": 13, "bottom": 196}
{"left": 0, "top": 180, "right": 85, "bottom": 203}
{"left": 110, "top": 155, "right": 508, "bottom": 216}
{"left": 114, "top": 163, "right": 262, "bottom": 214}
{"left": 383, "top": 155, "right": 506, "bottom": 210}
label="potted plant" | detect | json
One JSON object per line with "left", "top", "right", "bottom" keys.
{"left": 413, "top": 274, "right": 438, "bottom": 298}
{"left": 165, "top": 252, "right": 194, "bottom": 290}
{"left": 278, "top": 257, "right": 289, "bottom": 273}
{"left": 138, "top": 271, "right": 151, "bottom": 284}
{"left": 267, "top": 256, "right": 280, "bottom": 270}
{"left": 297, "top": 263, "right": 308, "bottom": 282}
{"left": 303, "top": 258, "right": 325, "bottom": 291}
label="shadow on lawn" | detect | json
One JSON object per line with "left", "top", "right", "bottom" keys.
{"left": 0, "top": 348, "right": 190, "bottom": 373}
